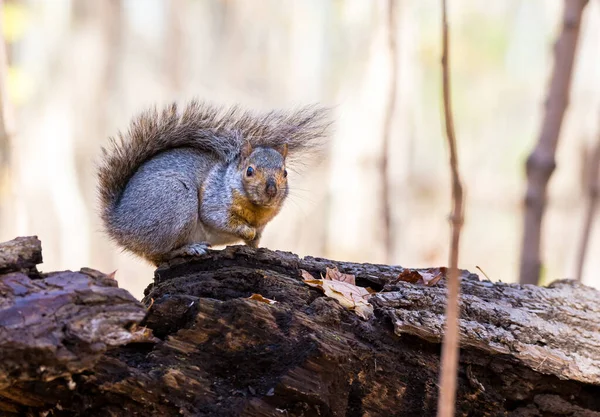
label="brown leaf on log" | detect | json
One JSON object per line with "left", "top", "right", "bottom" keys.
{"left": 395, "top": 267, "right": 445, "bottom": 287}
{"left": 301, "top": 269, "right": 374, "bottom": 320}
{"left": 324, "top": 266, "right": 356, "bottom": 285}
{"left": 248, "top": 293, "right": 277, "bottom": 305}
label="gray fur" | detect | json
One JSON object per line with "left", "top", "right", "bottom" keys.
{"left": 109, "top": 149, "right": 210, "bottom": 260}
{"left": 108, "top": 147, "right": 249, "bottom": 263}
{"left": 247, "top": 147, "right": 286, "bottom": 169}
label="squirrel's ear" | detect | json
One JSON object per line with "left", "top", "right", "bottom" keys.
{"left": 275, "top": 143, "right": 288, "bottom": 159}
{"left": 241, "top": 141, "right": 253, "bottom": 159}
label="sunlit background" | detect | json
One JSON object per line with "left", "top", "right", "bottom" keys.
{"left": 0, "top": 0, "right": 599, "bottom": 298}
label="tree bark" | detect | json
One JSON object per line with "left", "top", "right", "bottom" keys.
{"left": 1, "top": 237, "right": 600, "bottom": 416}
{"left": 519, "top": 0, "right": 588, "bottom": 285}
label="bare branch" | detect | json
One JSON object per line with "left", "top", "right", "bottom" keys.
{"left": 575, "top": 120, "right": 600, "bottom": 281}
{"left": 381, "top": 0, "right": 399, "bottom": 264}
{"left": 437, "top": 0, "right": 465, "bottom": 416}
{"left": 519, "top": 0, "right": 588, "bottom": 285}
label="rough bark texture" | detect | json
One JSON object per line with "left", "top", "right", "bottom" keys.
{"left": 0, "top": 237, "right": 150, "bottom": 401}
{"left": 520, "top": 0, "right": 588, "bottom": 285}
{"left": 1, "top": 237, "right": 600, "bottom": 416}
{"left": 0, "top": 236, "right": 42, "bottom": 273}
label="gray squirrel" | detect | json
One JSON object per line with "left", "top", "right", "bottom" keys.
{"left": 97, "top": 100, "right": 329, "bottom": 265}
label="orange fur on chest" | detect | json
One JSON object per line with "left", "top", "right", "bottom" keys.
{"left": 231, "top": 190, "right": 279, "bottom": 227}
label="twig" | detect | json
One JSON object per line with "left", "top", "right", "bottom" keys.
{"left": 575, "top": 124, "right": 600, "bottom": 281}
{"left": 437, "top": 0, "right": 464, "bottom": 416}
{"left": 475, "top": 265, "right": 491, "bottom": 281}
{"left": 519, "top": 0, "right": 588, "bottom": 285}
{"left": 381, "top": 0, "right": 398, "bottom": 264}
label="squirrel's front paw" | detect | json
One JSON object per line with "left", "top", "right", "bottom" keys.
{"left": 244, "top": 230, "right": 262, "bottom": 249}
{"left": 245, "top": 238, "right": 259, "bottom": 249}
{"left": 236, "top": 225, "right": 256, "bottom": 242}
{"left": 168, "top": 242, "right": 211, "bottom": 259}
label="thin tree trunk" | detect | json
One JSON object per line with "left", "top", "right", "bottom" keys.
{"left": 381, "top": 0, "right": 398, "bottom": 264}
{"left": 98, "top": 0, "right": 122, "bottom": 131}
{"left": 68, "top": 0, "right": 123, "bottom": 269}
{"left": 0, "top": 0, "right": 10, "bottom": 152}
{"left": 92, "top": 0, "right": 123, "bottom": 270}
{"left": 437, "top": 0, "right": 464, "bottom": 416}
{"left": 165, "top": 0, "right": 184, "bottom": 92}
{"left": 519, "top": 0, "right": 588, "bottom": 285}
{"left": 0, "top": 0, "right": 15, "bottom": 238}
{"left": 575, "top": 122, "right": 600, "bottom": 281}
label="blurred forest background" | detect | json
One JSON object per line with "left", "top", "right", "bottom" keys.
{"left": 0, "top": 0, "right": 599, "bottom": 298}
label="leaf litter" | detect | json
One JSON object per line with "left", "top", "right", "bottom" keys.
{"left": 301, "top": 266, "right": 446, "bottom": 320}
{"left": 301, "top": 268, "right": 374, "bottom": 320}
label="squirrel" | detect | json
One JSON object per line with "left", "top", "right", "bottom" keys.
{"left": 97, "top": 100, "right": 329, "bottom": 266}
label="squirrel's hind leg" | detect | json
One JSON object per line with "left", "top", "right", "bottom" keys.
{"left": 167, "top": 242, "right": 211, "bottom": 259}
{"left": 112, "top": 168, "right": 202, "bottom": 264}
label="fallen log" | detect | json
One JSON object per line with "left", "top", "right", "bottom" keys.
{"left": 0, "top": 236, "right": 151, "bottom": 415}
{"left": 0, "top": 236, "right": 599, "bottom": 416}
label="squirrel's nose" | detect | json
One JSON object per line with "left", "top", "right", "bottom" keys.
{"left": 265, "top": 178, "right": 277, "bottom": 198}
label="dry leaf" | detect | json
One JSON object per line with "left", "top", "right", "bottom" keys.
{"left": 421, "top": 268, "right": 444, "bottom": 287}
{"left": 324, "top": 267, "right": 356, "bottom": 285}
{"left": 396, "top": 270, "right": 422, "bottom": 284}
{"left": 302, "top": 269, "right": 373, "bottom": 320}
{"left": 396, "top": 268, "right": 444, "bottom": 287}
{"left": 301, "top": 270, "right": 316, "bottom": 281}
{"left": 248, "top": 294, "right": 277, "bottom": 305}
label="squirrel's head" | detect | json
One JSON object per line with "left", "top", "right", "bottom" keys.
{"left": 238, "top": 142, "right": 289, "bottom": 207}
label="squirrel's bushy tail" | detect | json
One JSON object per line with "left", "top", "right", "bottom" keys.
{"left": 97, "top": 100, "right": 331, "bottom": 221}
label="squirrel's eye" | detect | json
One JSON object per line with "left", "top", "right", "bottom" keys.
{"left": 246, "top": 166, "right": 254, "bottom": 177}
{"left": 283, "top": 169, "right": 288, "bottom": 178}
